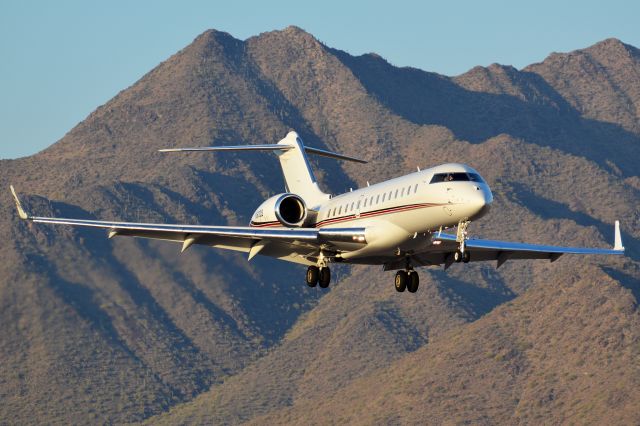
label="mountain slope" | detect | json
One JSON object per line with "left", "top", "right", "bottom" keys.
{"left": 0, "top": 27, "right": 638, "bottom": 424}
{"left": 251, "top": 265, "right": 640, "bottom": 425}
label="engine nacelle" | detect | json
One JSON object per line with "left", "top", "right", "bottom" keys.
{"left": 250, "top": 193, "right": 308, "bottom": 228}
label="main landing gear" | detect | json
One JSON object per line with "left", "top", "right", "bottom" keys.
{"left": 394, "top": 269, "right": 420, "bottom": 293}
{"left": 306, "top": 265, "right": 331, "bottom": 288}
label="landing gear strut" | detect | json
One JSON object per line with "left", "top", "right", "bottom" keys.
{"left": 454, "top": 219, "right": 471, "bottom": 264}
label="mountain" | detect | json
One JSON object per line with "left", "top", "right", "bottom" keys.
{"left": 0, "top": 26, "right": 638, "bottom": 424}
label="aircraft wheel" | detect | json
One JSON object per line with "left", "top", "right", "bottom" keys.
{"left": 407, "top": 270, "right": 420, "bottom": 293}
{"left": 319, "top": 267, "right": 331, "bottom": 288}
{"left": 395, "top": 270, "right": 407, "bottom": 292}
{"left": 306, "top": 266, "right": 319, "bottom": 287}
{"left": 454, "top": 250, "right": 463, "bottom": 263}
{"left": 463, "top": 251, "right": 471, "bottom": 263}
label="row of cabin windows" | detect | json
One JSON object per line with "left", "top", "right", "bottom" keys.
{"left": 326, "top": 183, "right": 420, "bottom": 218}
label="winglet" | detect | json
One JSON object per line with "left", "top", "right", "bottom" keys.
{"left": 10, "top": 186, "right": 29, "bottom": 220}
{"left": 614, "top": 220, "right": 624, "bottom": 251}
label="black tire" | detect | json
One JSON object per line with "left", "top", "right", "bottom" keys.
{"left": 306, "top": 266, "right": 319, "bottom": 287}
{"left": 462, "top": 251, "right": 471, "bottom": 263}
{"left": 319, "top": 267, "right": 331, "bottom": 288}
{"left": 407, "top": 271, "right": 419, "bottom": 293}
{"left": 454, "top": 250, "right": 462, "bottom": 263}
{"left": 395, "top": 270, "right": 407, "bottom": 292}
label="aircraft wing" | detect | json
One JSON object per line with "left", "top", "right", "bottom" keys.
{"left": 439, "top": 225, "right": 623, "bottom": 268}
{"left": 10, "top": 186, "right": 366, "bottom": 265}
{"left": 385, "top": 224, "right": 624, "bottom": 270}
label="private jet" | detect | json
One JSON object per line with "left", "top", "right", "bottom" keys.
{"left": 11, "top": 131, "right": 624, "bottom": 293}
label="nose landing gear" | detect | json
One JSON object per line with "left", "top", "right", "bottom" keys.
{"left": 454, "top": 219, "right": 472, "bottom": 264}
{"left": 454, "top": 249, "right": 471, "bottom": 263}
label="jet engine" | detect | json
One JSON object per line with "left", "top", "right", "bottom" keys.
{"left": 250, "top": 193, "right": 308, "bottom": 228}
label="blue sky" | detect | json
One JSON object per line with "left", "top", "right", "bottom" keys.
{"left": 1, "top": 0, "right": 638, "bottom": 159}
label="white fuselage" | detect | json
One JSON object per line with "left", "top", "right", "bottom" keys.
{"left": 251, "top": 162, "right": 493, "bottom": 261}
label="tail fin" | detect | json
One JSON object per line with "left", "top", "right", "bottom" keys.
{"left": 160, "top": 131, "right": 365, "bottom": 206}
{"left": 273, "top": 131, "right": 331, "bottom": 205}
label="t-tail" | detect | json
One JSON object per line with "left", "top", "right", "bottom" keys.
{"left": 159, "top": 131, "right": 366, "bottom": 206}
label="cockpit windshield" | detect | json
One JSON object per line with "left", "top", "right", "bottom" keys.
{"left": 429, "top": 172, "right": 485, "bottom": 184}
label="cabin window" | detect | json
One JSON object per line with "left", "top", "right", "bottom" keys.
{"left": 376, "top": 194, "right": 380, "bottom": 204}
{"left": 394, "top": 189, "right": 398, "bottom": 199}
{"left": 357, "top": 200, "right": 361, "bottom": 209}
{"left": 407, "top": 185, "right": 411, "bottom": 194}
{"left": 338, "top": 206, "right": 342, "bottom": 215}
{"left": 350, "top": 202, "right": 355, "bottom": 211}
{"left": 382, "top": 193, "right": 386, "bottom": 202}
{"left": 414, "top": 183, "right": 419, "bottom": 193}
{"left": 363, "top": 199, "right": 367, "bottom": 208}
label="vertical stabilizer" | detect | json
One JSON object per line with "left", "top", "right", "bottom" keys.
{"left": 276, "top": 132, "right": 330, "bottom": 206}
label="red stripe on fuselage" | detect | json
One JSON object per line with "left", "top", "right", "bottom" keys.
{"left": 314, "top": 202, "right": 444, "bottom": 227}
{"left": 249, "top": 202, "right": 446, "bottom": 228}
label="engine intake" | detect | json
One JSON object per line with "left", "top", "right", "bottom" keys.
{"left": 275, "top": 194, "right": 307, "bottom": 226}
{"left": 251, "top": 193, "right": 308, "bottom": 228}
{"left": 276, "top": 194, "right": 307, "bottom": 227}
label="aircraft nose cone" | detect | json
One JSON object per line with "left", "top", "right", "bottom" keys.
{"left": 470, "top": 185, "right": 492, "bottom": 220}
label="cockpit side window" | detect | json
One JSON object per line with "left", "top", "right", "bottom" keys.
{"left": 468, "top": 173, "right": 485, "bottom": 183}
{"left": 430, "top": 172, "right": 484, "bottom": 184}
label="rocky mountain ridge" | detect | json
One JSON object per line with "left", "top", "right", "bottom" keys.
{"left": 0, "top": 26, "right": 638, "bottom": 424}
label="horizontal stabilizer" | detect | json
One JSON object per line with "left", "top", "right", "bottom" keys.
{"left": 159, "top": 144, "right": 291, "bottom": 153}
{"left": 303, "top": 146, "right": 367, "bottom": 163}
{"left": 159, "top": 142, "right": 367, "bottom": 163}
{"left": 160, "top": 131, "right": 364, "bottom": 205}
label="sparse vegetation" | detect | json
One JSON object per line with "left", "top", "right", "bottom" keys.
{"left": 0, "top": 27, "right": 638, "bottom": 425}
